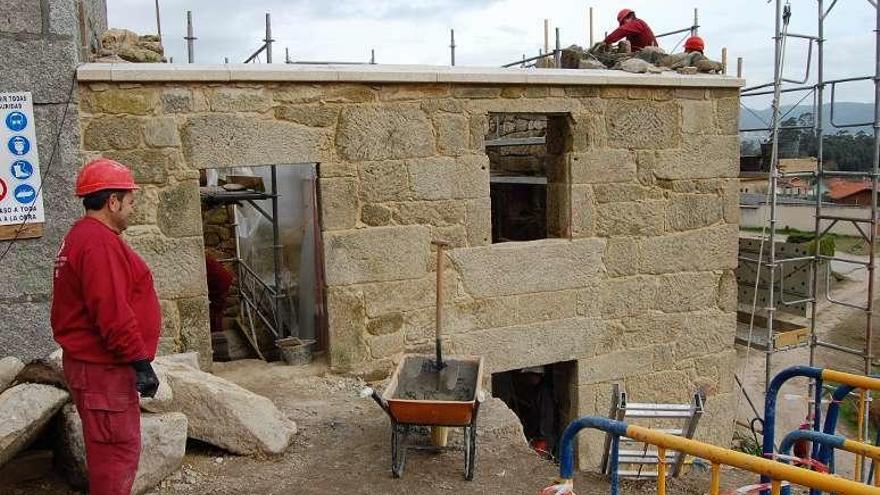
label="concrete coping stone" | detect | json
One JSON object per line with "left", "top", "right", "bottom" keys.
{"left": 77, "top": 63, "right": 744, "bottom": 88}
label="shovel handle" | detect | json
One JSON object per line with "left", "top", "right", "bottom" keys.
{"left": 432, "top": 240, "right": 449, "bottom": 369}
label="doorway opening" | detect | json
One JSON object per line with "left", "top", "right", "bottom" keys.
{"left": 491, "top": 360, "right": 577, "bottom": 460}
{"left": 199, "top": 163, "right": 324, "bottom": 362}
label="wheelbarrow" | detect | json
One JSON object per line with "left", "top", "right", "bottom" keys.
{"left": 365, "top": 354, "right": 484, "bottom": 480}
{"left": 363, "top": 240, "right": 485, "bottom": 480}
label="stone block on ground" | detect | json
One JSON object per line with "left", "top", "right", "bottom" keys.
{"left": 0, "top": 357, "right": 25, "bottom": 393}
{"left": 58, "top": 404, "right": 188, "bottom": 495}
{"left": 143, "top": 361, "right": 296, "bottom": 455}
{"left": 0, "top": 384, "right": 69, "bottom": 468}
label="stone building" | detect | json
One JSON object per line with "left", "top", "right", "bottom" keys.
{"left": 73, "top": 64, "right": 742, "bottom": 466}
{"left": 0, "top": 0, "right": 107, "bottom": 361}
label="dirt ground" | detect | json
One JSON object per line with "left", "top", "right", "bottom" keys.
{"left": 7, "top": 357, "right": 767, "bottom": 495}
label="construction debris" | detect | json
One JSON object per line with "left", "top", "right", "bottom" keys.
{"left": 0, "top": 383, "right": 68, "bottom": 468}
{"left": 58, "top": 404, "right": 188, "bottom": 495}
{"left": 97, "top": 28, "right": 165, "bottom": 63}
{"left": 560, "top": 43, "right": 724, "bottom": 75}
{"left": 13, "top": 349, "right": 66, "bottom": 390}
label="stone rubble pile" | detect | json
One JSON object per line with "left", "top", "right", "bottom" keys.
{"left": 560, "top": 43, "right": 725, "bottom": 75}
{"left": 0, "top": 350, "right": 296, "bottom": 494}
{"left": 96, "top": 28, "right": 165, "bottom": 63}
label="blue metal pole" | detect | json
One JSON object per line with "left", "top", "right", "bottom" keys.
{"left": 557, "top": 417, "right": 629, "bottom": 480}
{"left": 762, "top": 366, "right": 824, "bottom": 489}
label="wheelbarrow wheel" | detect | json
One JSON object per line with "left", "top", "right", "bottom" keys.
{"left": 392, "top": 424, "right": 406, "bottom": 478}
{"left": 464, "top": 425, "right": 476, "bottom": 481}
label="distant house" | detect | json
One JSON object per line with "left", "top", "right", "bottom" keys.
{"left": 826, "top": 179, "right": 876, "bottom": 206}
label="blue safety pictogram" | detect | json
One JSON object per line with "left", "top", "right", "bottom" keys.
{"left": 7, "top": 136, "right": 30, "bottom": 156}
{"left": 13, "top": 183, "right": 36, "bottom": 204}
{"left": 10, "top": 160, "right": 33, "bottom": 180}
{"left": 5, "top": 112, "right": 27, "bottom": 132}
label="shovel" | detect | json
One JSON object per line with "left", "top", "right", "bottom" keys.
{"left": 432, "top": 240, "right": 460, "bottom": 392}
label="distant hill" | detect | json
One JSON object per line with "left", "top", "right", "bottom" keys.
{"left": 740, "top": 102, "right": 874, "bottom": 134}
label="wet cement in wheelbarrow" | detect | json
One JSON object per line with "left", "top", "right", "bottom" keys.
{"left": 393, "top": 357, "right": 478, "bottom": 401}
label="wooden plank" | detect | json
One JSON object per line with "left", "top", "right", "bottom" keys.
{"left": 0, "top": 222, "right": 43, "bottom": 241}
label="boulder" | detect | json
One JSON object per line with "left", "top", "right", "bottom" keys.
{"left": 0, "top": 357, "right": 24, "bottom": 393}
{"left": 155, "top": 352, "right": 200, "bottom": 370}
{"left": 144, "top": 360, "right": 296, "bottom": 455}
{"left": 58, "top": 404, "right": 188, "bottom": 495}
{"left": 0, "top": 383, "right": 69, "bottom": 468}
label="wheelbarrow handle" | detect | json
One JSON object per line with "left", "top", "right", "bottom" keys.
{"left": 361, "top": 387, "right": 391, "bottom": 416}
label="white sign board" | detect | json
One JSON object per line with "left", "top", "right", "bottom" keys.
{"left": 0, "top": 92, "right": 45, "bottom": 235}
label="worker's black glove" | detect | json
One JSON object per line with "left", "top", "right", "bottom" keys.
{"left": 131, "top": 359, "right": 160, "bottom": 398}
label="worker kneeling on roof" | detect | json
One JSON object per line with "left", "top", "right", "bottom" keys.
{"left": 52, "top": 158, "right": 161, "bottom": 495}
{"left": 604, "top": 8, "right": 658, "bottom": 52}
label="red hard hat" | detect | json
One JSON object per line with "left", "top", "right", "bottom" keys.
{"left": 617, "top": 8, "right": 634, "bottom": 24}
{"left": 685, "top": 36, "right": 705, "bottom": 52}
{"left": 75, "top": 158, "right": 139, "bottom": 197}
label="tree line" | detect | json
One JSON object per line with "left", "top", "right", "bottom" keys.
{"left": 741, "top": 113, "right": 876, "bottom": 171}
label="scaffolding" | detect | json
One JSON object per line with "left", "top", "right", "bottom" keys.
{"left": 738, "top": 0, "right": 880, "bottom": 481}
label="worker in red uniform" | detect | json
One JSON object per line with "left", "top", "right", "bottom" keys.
{"left": 684, "top": 35, "right": 704, "bottom": 54}
{"left": 604, "top": 8, "right": 658, "bottom": 52}
{"left": 205, "top": 249, "right": 235, "bottom": 334}
{"left": 51, "top": 158, "right": 161, "bottom": 495}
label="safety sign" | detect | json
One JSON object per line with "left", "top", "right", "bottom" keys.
{"left": 0, "top": 92, "right": 45, "bottom": 234}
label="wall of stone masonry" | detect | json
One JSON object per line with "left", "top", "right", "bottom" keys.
{"left": 76, "top": 77, "right": 741, "bottom": 467}
{"left": 0, "top": 0, "right": 106, "bottom": 361}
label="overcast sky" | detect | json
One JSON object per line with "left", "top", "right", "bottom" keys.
{"left": 107, "top": 1, "right": 879, "bottom": 106}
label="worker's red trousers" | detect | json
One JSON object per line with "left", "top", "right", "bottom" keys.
{"left": 63, "top": 354, "right": 142, "bottom": 495}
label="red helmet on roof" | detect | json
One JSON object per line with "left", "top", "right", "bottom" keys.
{"left": 617, "top": 8, "right": 634, "bottom": 24}
{"left": 75, "top": 158, "right": 139, "bottom": 197}
{"left": 685, "top": 36, "right": 705, "bottom": 53}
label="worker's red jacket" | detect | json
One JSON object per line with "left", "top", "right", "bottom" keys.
{"left": 51, "top": 217, "right": 161, "bottom": 364}
{"left": 604, "top": 19, "right": 657, "bottom": 51}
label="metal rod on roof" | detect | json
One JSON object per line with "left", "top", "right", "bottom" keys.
{"left": 737, "top": 57, "right": 743, "bottom": 78}
{"left": 555, "top": 27, "right": 561, "bottom": 68}
{"left": 693, "top": 8, "right": 699, "bottom": 35}
{"left": 264, "top": 13, "right": 274, "bottom": 63}
{"left": 185, "top": 10, "right": 196, "bottom": 63}
{"left": 589, "top": 7, "right": 594, "bottom": 46}
{"left": 371, "top": 48, "right": 376, "bottom": 64}
{"left": 154, "top": 0, "right": 163, "bottom": 50}
{"left": 722, "top": 48, "right": 728, "bottom": 75}
{"left": 450, "top": 29, "right": 456, "bottom": 66}
{"left": 286, "top": 47, "right": 290, "bottom": 63}
{"left": 224, "top": 57, "right": 229, "bottom": 64}
{"left": 544, "top": 19, "right": 550, "bottom": 54}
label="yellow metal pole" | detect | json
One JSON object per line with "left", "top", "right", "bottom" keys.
{"left": 821, "top": 369, "right": 880, "bottom": 391}
{"left": 624, "top": 424, "right": 880, "bottom": 495}
{"left": 856, "top": 390, "right": 867, "bottom": 482}
{"left": 710, "top": 463, "right": 721, "bottom": 495}
{"left": 657, "top": 447, "right": 667, "bottom": 495}
{"left": 771, "top": 480, "right": 782, "bottom": 495}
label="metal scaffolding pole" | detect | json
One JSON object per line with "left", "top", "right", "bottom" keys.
{"left": 763, "top": 0, "right": 786, "bottom": 394}
{"left": 264, "top": 13, "right": 274, "bottom": 63}
{"left": 185, "top": 10, "right": 196, "bottom": 63}
{"left": 450, "top": 29, "right": 456, "bottom": 66}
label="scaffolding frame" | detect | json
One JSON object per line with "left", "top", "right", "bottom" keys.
{"left": 738, "top": 0, "right": 880, "bottom": 482}
{"left": 200, "top": 165, "right": 291, "bottom": 355}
